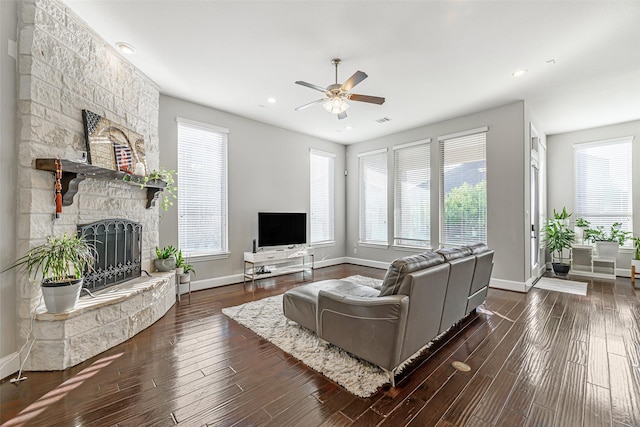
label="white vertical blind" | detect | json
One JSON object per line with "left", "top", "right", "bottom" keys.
{"left": 359, "top": 149, "right": 388, "bottom": 244}
{"left": 394, "top": 140, "right": 431, "bottom": 247}
{"left": 440, "top": 130, "right": 487, "bottom": 246}
{"left": 310, "top": 149, "right": 335, "bottom": 244}
{"left": 177, "top": 118, "right": 228, "bottom": 256}
{"left": 574, "top": 137, "right": 633, "bottom": 237}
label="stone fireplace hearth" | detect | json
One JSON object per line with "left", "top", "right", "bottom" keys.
{"left": 30, "top": 272, "right": 175, "bottom": 371}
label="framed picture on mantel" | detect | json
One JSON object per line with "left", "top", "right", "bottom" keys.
{"left": 82, "top": 110, "right": 147, "bottom": 176}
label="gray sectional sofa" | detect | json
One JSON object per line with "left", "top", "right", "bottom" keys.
{"left": 282, "top": 243, "right": 494, "bottom": 386}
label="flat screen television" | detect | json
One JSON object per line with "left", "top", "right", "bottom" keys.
{"left": 258, "top": 212, "right": 307, "bottom": 247}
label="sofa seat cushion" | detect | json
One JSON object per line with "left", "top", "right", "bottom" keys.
{"left": 378, "top": 251, "right": 445, "bottom": 297}
{"left": 283, "top": 279, "right": 379, "bottom": 332}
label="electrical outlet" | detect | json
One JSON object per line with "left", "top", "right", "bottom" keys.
{"left": 353, "top": 247, "right": 357, "bottom": 254}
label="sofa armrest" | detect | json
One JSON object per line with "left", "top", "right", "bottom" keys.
{"left": 317, "top": 290, "right": 409, "bottom": 371}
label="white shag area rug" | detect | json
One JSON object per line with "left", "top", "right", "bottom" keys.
{"left": 534, "top": 277, "right": 588, "bottom": 296}
{"left": 221, "top": 275, "right": 431, "bottom": 397}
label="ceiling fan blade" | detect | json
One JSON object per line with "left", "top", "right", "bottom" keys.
{"left": 341, "top": 71, "right": 368, "bottom": 91}
{"left": 337, "top": 111, "right": 347, "bottom": 120}
{"left": 295, "top": 99, "right": 326, "bottom": 111}
{"left": 295, "top": 81, "right": 327, "bottom": 93}
{"left": 348, "top": 94, "right": 385, "bottom": 105}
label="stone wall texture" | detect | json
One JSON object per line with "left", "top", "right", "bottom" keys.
{"left": 15, "top": 0, "right": 166, "bottom": 370}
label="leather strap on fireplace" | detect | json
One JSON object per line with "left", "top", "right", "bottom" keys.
{"left": 55, "top": 158, "right": 63, "bottom": 218}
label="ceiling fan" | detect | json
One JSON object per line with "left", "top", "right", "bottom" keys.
{"left": 295, "top": 59, "right": 385, "bottom": 120}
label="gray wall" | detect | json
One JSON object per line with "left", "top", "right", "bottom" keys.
{"left": 547, "top": 120, "right": 640, "bottom": 267}
{"left": 158, "top": 95, "right": 347, "bottom": 284}
{"left": 1, "top": 0, "right": 17, "bottom": 363}
{"left": 345, "top": 101, "right": 529, "bottom": 285}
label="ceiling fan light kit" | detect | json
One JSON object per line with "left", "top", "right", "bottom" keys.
{"left": 323, "top": 97, "right": 350, "bottom": 114}
{"left": 295, "top": 58, "right": 385, "bottom": 120}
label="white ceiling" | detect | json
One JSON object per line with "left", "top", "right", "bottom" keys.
{"left": 63, "top": 0, "right": 640, "bottom": 145}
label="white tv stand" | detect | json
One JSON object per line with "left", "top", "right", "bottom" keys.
{"left": 243, "top": 247, "right": 314, "bottom": 289}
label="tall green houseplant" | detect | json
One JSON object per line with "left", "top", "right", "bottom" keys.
{"left": 542, "top": 208, "right": 575, "bottom": 276}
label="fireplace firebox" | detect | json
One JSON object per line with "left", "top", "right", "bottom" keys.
{"left": 78, "top": 219, "right": 142, "bottom": 292}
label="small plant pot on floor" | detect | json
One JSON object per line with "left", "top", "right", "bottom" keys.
{"left": 552, "top": 262, "right": 571, "bottom": 277}
{"left": 41, "top": 278, "right": 84, "bottom": 313}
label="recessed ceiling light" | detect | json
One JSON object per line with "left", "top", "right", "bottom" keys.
{"left": 116, "top": 42, "right": 135, "bottom": 54}
{"left": 512, "top": 69, "right": 528, "bottom": 77}
{"left": 267, "top": 98, "right": 276, "bottom": 104}
{"left": 345, "top": 125, "right": 353, "bottom": 130}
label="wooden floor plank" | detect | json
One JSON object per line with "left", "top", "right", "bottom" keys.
{"left": 555, "top": 361, "right": 586, "bottom": 427}
{"left": 608, "top": 353, "right": 640, "bottom": 426}
{"left": 1, "top": 267, "right": 639, "bottom": 427}
{"left": 584, "top": 383, "right": 612, "bottom": 427}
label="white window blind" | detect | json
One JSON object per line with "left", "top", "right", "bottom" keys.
{"left": 574, "top": 137, "right": 633, "bottom": 238}
{"left": 359, "top": 149, "right": 388, "bottom": 245}
{"left": 394, "top": 140, "right": 431, "bottom": 248}
{"left": 177, "top": 118, "right": 228, "bottom": 256}
{"left": 440, "top": 129, "right": 487, "bottom": 246}
{"left": 310, "top": 149, "right": 335, "bottom": 244}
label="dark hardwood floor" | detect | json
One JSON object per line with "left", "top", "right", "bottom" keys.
{"left": 1, "top": 264, "right": 639, "bottom": 426}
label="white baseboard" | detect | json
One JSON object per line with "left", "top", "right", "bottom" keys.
{"left": 343, "top": 257, "right": 390, "bottom": 270}
{"left": 0, "top": 352, "right": 20, "bottom": 380}
{"left": 490, "top": 278, "right": 528, "bottom": 293}
{"left": 313, "top": 257, "right": 348, "bottom": 269}
{"left": 183, "top": 273, "right": 245, "bottom": 293}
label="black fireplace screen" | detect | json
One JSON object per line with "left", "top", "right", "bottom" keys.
{"left": 77, "top": 219, "right": 142, "bottom": 292}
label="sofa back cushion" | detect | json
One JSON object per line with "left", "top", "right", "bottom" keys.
{"left": 466, "top": 243, "right": 490, "bottom": 255}
{"left": 378, "top": 251, "right": 445, "bottom": 297}
{"left": 436, "top": 246, "right": 472, "bottom": 261}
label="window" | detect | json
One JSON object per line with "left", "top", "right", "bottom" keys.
{"left": 177, "top": 118, "right": 228, "bottom": 257}
{"left": 310, "top": 149, "right": 335, "bottom": 245}
{"left": 359, "top": 149, "right": 388, "bottom": 245}
{"left": 394, "top": 140, "right": 431, "bottom": 247}
{"left": 440, "top": 127, "right": 487, "bottom": 246}
{"left": 574, "top": 137, "right": 633, "bottom": 240}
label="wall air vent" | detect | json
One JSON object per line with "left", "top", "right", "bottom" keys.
{"left": 375, "top": 117, "right": 392, "bottom": 123}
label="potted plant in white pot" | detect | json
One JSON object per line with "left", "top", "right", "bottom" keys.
{"left": 180, "top": 263, "right": 195, "bottom": 284}
{"left": 575, "top": 217, "right": 590, "bottom": 245}
{"left": 631, "top": 236, "right": 640, "bottom": 279}
{"left": 154, "top": 245, "right": 177, "bottom": 272}
{"left": 175, "top": 249, "right": 185, "bottom": 276}
{"left": 542, "top": 208, "right": 575, "bottom": 276}
{"left": 3, "top": 233, "right": 96, "bottom": 313}
{"left": 583, "top": 222, "right": 630, "bottom": 259}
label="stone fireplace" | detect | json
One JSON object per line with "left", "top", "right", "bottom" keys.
{"left": 15, "top": 0, "right": 175, "bottom": 371}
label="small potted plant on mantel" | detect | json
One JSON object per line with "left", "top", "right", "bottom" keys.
{"left": 2, "top": 233, "right": 96, "bottom": 313}
{"left": 542, "top": 207, "right": 575, "bottom": 276}
{"left": 583, "top": 222, "right": 630, "bottom": 260}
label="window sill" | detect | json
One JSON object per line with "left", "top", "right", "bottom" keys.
{"left": 190, "top": 252, "right": 230, "bottom": 262}
{"left": 392, "top": 245, "right": 432, "bottom": 252}
{"left": 310, "top": 241, "right": 336, "bottom": 248}
{"left": 358, "top": 241, "right": 390, "bottom": 249}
